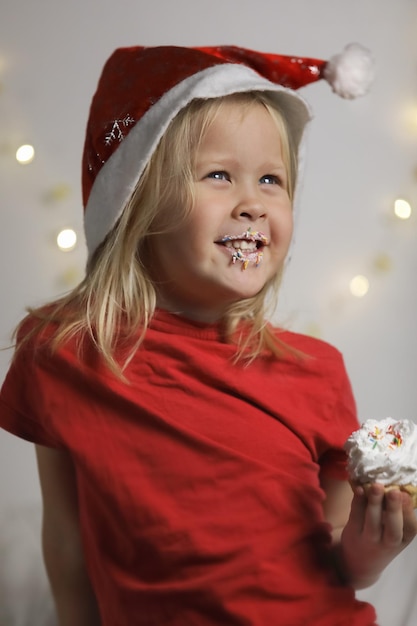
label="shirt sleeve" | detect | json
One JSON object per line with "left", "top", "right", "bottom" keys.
{"left": 0, "top": 332, "right": 62, "bottom": 448}
{"left": 318, "top": 352, "right": 360, "bottom": 481}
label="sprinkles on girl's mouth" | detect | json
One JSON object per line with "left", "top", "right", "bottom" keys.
{"left": 220, "top": 227, "right": 269, "bottom": 245}
{"left": 221, "top": 228, "right": 268, "bottom": 270}
{"left": 231, "top": 249, "right": 264, "bottom": 270}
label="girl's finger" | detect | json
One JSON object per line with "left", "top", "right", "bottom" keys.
{"left": 401, "top": 492, "right": 417, "bottom": 544}
{"left": 362, "top": 483, "right": 385, "bottom": 539}
{"left": 347, "top": 486, "right": 367, "bottom": 534}
{"left": 381, "top": 489, "right": 404, "bottom": 547}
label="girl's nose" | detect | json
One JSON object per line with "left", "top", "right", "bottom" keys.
{"left": 233, "top": 195, "right": 266, "bottom": 221}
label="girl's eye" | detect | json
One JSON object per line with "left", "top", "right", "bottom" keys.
{"left": 207, "top": 171, "right": 230, "bottom": 182}
{"left": 260, "top": 174, "right": 282, "bottom": 186}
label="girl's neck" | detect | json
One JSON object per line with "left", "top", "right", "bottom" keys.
{"left": 155, "top": 295, "right": 227, "bottom": 324}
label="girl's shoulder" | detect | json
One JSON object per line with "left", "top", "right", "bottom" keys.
{"left": 13, "top": 307, "right": 82, "bottom": 368}
{"left": 15, "top": 310, "right": 60, "bottom": 349}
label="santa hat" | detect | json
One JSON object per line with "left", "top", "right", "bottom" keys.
{"left": 82, "top": 43, "right": 374, "bottom": 259}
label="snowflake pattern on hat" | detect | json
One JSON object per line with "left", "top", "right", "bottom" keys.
{"left": 104, "top": 115, "right": 136, "bottom": 146}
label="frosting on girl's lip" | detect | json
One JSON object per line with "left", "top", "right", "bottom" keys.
{"left": 215, "top": 229, "right": 269, "bottom": 270}
{"left": 216, "top": 229, "right": 269, "bottom": 247}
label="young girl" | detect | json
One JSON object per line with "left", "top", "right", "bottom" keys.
{"left": 1, "top": 44, "right": 416, "bottom": 626}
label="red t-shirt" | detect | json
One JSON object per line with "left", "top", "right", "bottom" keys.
{"left": 0, "top": 310, "right": 377, "bottom": 625}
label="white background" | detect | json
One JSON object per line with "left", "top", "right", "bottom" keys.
{"left": 1, "top": 1, "right": 416, "bottom": 624}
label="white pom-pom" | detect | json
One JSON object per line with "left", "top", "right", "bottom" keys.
{"left": 323, "top": 43, "right": 375, "bottom": 99}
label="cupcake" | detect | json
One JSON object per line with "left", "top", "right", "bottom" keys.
{"left": 344, "top": 417, "right": 417, "bottom": 507}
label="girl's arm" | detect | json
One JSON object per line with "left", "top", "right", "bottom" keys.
{"left": 321, "top": 475, "right": 417, "bottom": 589}
{"left": 35, "top": 444, "right": 101, "bottom": 626}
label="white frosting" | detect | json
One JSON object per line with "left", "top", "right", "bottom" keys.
{"left": 344, "top": 418, "right": 417, "bottom": 486}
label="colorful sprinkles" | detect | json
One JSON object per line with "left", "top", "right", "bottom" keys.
{"left": 223, "top": 228, "right": 268, "bottom": 271}
{"left": 368, "top": 424, "right": 404, "bottom": 450}
{"left": 231, "top": 248, "right": 264, "bottom": 270}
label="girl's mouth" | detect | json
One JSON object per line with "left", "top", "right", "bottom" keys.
{"left": 216, "top": 229, "right": 269, "bottom": 270}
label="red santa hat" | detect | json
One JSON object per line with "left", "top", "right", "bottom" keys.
{"left": 82, "top": 43, "right": 374, "bottom": 259}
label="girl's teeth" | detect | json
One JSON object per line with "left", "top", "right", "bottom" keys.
{"left": 224, "top": 240, "right": 257, "bottom": 251}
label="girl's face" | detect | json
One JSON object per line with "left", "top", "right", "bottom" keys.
{"left": 149, "top": 101, "right": 293, "bottom": 322}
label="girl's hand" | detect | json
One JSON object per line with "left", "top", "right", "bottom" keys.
{"left": 340, "top": 483, "right": 417, "bottom": 589}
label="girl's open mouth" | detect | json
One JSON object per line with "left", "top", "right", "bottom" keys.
{"left": 216, "top": 229, "right": 269, "bottom": 270}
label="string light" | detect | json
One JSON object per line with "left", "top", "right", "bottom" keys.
{"left": 349, "top": 275, "right": 370, "bottom": 298}
{"left": 405, "top": 104, "right": 417, "bottom": 134}
{"left": 373, "top": 253, "right": 392, "bottom": 273}
{"left": 58, "top": 266, "right": 83, "bottom": 287}
{"left": 15, "top": 144, "right": 35, "bottom": 164}
{"left": 43, "top": 183, "right": 72, "bottom": 204}
{"left": 57, "top": 229, "right": 77, "bottom": 251}
{"left": 394, "top": 198, "right": 412, "bottom": 220}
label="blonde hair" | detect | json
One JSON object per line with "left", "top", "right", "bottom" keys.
{"left": 16, "top": 92, "right": 299, "bottom": 376}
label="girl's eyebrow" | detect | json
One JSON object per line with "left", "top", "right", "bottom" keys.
{"left": 196, "top": 154, "right": 286, "bottom": 168}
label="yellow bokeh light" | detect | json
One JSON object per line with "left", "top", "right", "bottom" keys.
{"left": 405, "top": 104, "right": 417, "bottom": 133}
{"left": 349, "top": 275, "right": 370, "bottom": 298}
{"left": 394, "top": 198, "right": 412, "bottom": 220}
{"left": 57, "top": 229, "right": 77, "bottom": 251}
{"left": 373, "top": 253, "right": 392, "bottom": 273}
{"left": 16, "top": 144, "right": 35, "bottom": 164}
